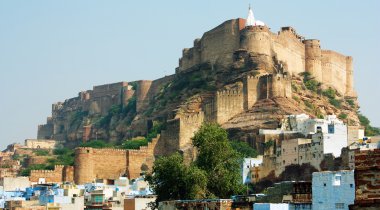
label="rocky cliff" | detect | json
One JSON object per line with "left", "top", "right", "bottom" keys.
{"left": 37, "top": 19, "right": 360, "bottom": 155}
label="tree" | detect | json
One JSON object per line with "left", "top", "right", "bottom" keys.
{"left": 145, "top": 153, "right": 207, "bottom": 203}
{"left": 230, "top": 141, "right": 258, "bottom": 158}
{"left": 193, "top": 123, "right": 245, "bottom": 198}
{"left": 146, "top": 123, "right": 245, "bottom": 204}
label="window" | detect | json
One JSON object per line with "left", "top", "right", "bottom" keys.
{"left": 335, "top": 203, "right": 344, "bottom": 209}
{"left": 350, "top": 184, "right": 354, "bottom": 188}
{"left": 323, "top": 183, "right": 326, "bottom": 187}
{"left": 300, "top": 156, "right": 303, "bottom": 160}
{"left": 294, "top": 147, "right": 297, "bottom": 151}
{"left": 328, "top": 124, "right": 335, "bottom": 133}
{"left": 333, "top": 174, "right": 341, "bottom": 186}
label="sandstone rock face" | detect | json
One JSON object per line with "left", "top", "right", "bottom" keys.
{"left": 35, "top": 18, "right": 360, "bottom": 181}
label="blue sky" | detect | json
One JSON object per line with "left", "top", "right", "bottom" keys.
{"left": 0, "top": 1, "right": 379, "bottom": 148}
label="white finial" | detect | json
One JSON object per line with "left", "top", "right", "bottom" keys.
{"left": 245, "top": 4, "right": 266, "bottom": 27}
{"left": 245, "top": 4, "right": 256, "bottom": 27}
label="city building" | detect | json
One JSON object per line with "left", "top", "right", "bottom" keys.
{"left": 242, "top": 156, "right": 263, "bottom": 184}
{"left": 124, "top": 195, "right": 156, "bottom": 210}
{"left": 312, "top": 170, "right": 355, "bottom": 210}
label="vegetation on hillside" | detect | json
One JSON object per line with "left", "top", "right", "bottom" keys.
{"left": 79, "top": 140, "right": 113, "bottom": 148}
{"left": 230, "top": 141, "right": 258, "bottom": 158}
{"left": 358, "top": 113, "right": 380, "bottom": 136}
{"left": 146, "top": 123, "right": 245, "bottom": 205}
{"left": 19, "top": 148, "right": 75, "bottom": 176}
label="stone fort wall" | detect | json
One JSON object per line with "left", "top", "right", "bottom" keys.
{"left": 74, "top": 136, "right": 159, "bottom": 184}
{"left": 177, "top": 19, "right": 355, "bottom": 97}
{"left": 30, "top": 165, "right": 74, "bottom": 183}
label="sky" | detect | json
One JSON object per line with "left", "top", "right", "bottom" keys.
{"left": 0, "top": 1, "right": 379, "bottom": 149}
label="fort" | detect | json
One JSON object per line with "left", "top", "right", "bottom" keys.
{"left": 35, "top": 8, "right": 360, "bottom": 184}
{"left": 178, "top": 19, "right": 355, "bottom": 97}
{"left": 29, "top": 165, "right": 74, "bottom": 184}
{"left": 74, "top": 136, "right": 159, "bottom": 184}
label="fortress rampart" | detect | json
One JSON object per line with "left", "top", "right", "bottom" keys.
{"left": 74, "top": 136, "right": 159, "bottom": 184}
{"left": 177, "top": 19, "right": 356, "bottom": 97}
{"left": 30, "top": 165, "right": 73, "bottom": 183}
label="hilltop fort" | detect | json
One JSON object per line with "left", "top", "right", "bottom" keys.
{"left": 35, "top": 8, "right": 361, "bottom": 183}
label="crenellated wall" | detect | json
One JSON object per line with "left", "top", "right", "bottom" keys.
{"left": 74, "top": 147, "right": 127, "bottom": 184}
{"left": 178, "top": 19, "right": 244, "bottom": 72}
{"left": 321, "top": 50, "right": 348, "bottom": 94}
{"left": 126, "top": 136, "right": 159, "bottom": 179}
{"left": 177, "top": 19, "right": 355, "bottom": 97}
{"left": 216, "top": 88, "right": 244, "bottom": 124}
{"left": 30, "top": 165, "right": 73, "bottom": 183}
{"left": 74, "top": 137, "right": 159, "bottom": 184}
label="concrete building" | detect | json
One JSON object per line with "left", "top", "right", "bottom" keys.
{"left": 24, "top": 139, "right": 57, "bottom": 149}
{"left": 312, "top": 170, "right": 355, "bottom": 210}
{"left": 242, "top": 156, "right": 263, "bottom": 184}
{"left": 347, "top": 126, "right": 365, "bottom": 146}
{"left": 0, "top": 177, "right": 30, "bottom": 191}
{"left": 276, "top": 138, "right": 311, "bottom": 174}
{"left": 124, "top": 196, "right": 156, "bottom": 210}
{"left": 253, "top": 203, "right": 289, "bottom": 210}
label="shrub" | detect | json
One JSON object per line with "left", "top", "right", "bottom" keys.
{"left": 34, "top": 149, "right": 49, "bottom": 156}
{"left": 322, "top": 88, "right": 336, "bottom": 99}
{"left": 346, "top": 99, "right": 355, "bottom": 107}
{"left": 20, "top": 164, "right": 48, "bottom": 176}
{"left": 358, "top": 113, "right": 380, "bottom": 136}
{"left": 291, "top": 83, "right": 299, "bottom": 92}
{"left": 120, "top": 138, "right": 148, "bottom": 150}
{"left": 338, "top": 113, "right": 348, "bottom": 120}
{"left": 80, "top": 140, "right": 113, "bottom": 148}
{"left": 329, "top": 98, "right": 342, "bottom": 108}
{"left": 304, "top": 80, "right": 320, "bottom": 92}
{"left": 292, "top": 96, "right": 301, "bottom": 103}
{"left": 304, "top": 100, "right": 315, "bottom": 110}
{"left": 230, "top": 141, "right": 258, "bottom": 158}
{"left": 264, "top": 140, "right": 274, "bottom": 150}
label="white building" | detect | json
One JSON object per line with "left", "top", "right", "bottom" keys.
{"left": 253, "top": 203, "right": 289, "bottom": 210}
{"left": 312, "top": 170, "right": 355, "bottom": 210}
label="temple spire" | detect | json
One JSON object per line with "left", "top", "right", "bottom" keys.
{"left": 245, "top": 4, "right": 266, "bottom": 27}
{"left": 245, "top": 4, "right": 256, "bottom": 26}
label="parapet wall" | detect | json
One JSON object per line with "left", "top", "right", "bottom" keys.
{"left": 74, "top": 147, "right": 127, "bottom": 184}
{"left": 177, "top": 18, "right": 355, "bottom": 96}
{"left": 74, "top": 137, "right": 160, "bottom": 183}
{"left": 126, "top": 136, "right": 159, "bottom": 179}
{"left": 30, "top": 165, "right": 73, "bottom": 183}
{"left": 216, "top": 88, "right": 244, "bottom": 124}
{"left": 178, "top": 19, "right": 244, "bottom": 72}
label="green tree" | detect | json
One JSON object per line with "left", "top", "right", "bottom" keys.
{"left": 230, "top": 141, "right": 257, "bottom": 158}
{"left": 192, "top": 123, "right": 245, "bottom": 198}
{"left": 358, "top": 113, "right": 380, "bottom": 136}
{"left": 145, "top": 153, "right": 207, "bottom": 203}
{"left": 120, "top": 138, "right": 148, "bottom": 150}
{"left": 147, "top": 123, "right": 244, "bottom": 203}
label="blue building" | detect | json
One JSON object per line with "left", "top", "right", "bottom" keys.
{"left": 312, "top": 170, "right": 355, "bottom": 210}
